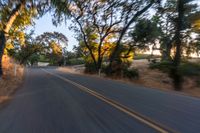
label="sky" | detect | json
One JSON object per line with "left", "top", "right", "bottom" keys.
{"left": 28, "top": 13, "right": 77, "bottom": 51}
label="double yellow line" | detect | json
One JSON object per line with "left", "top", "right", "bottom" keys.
{"left": 42, "top": 69, "right": 177, "bottom": 133}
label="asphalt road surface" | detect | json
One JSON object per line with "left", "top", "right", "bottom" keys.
{"left": 0, "top": 68, "right": 200, "bottom": 133}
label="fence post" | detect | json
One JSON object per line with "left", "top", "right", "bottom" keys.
{"left": 98, "top": 69, "right": 101, "bottom": 77}
{"left": 14, "top": 63, "right": 17, "bottom": 76}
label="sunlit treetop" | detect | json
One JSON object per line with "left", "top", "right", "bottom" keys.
{"left": 35, "top": 32, "right": 68, "bottom": 47}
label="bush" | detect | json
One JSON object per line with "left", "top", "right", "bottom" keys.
{"left": 179, "top": 62, "right": 200, "bottom": 89}
{"left": 150, "top": 61, "right": 200, "bottom": 76}
{"left": 123, "top": 67, "right": 139, "bottom": 79}
{"left": 104, "top": 58, "right": 132, "bottom": 75}
{"left": 84, "top": 62, "right": 97, "bottom": 73}
{"left": 149, "top": 61, "right": 173, "bottom": 73}
{"left": 104, "top": 62, "right": 139, "bottom": 79}
{"left": 134, "top": 54, "right": 160, "bottom": 60}
{"left": 67, "top": 58, "right": 85, "bottom": 65}
{"left": 179, "top": 62, "right": 200, "bottom": 76}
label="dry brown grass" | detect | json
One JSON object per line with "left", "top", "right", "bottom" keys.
{"left": 60, "top": 60, "right": 200, "bottom": 98}
{"left": 128, "top": 60, "right": 200, "bottom": 98}
{"left": 0, "top": 55, "right": 24, "bottom": 104}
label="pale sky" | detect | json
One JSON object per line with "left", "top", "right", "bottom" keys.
{"left": 28, "top": 13, "right": 77, "bottom": 51}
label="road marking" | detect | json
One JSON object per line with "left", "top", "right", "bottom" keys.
{"left": 42, "top": 69, "right": 177, "bottom": 133}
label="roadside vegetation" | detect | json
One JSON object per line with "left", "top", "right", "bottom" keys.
{"left": 0, "top": 0, "right": 200, "bottom": 99}
{"left": 0, "top": 55, "right": 24, "bottom": 104}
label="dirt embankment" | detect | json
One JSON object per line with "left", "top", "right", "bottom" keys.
{"left": 0, "top": 55, "right": 24, "bottom": 104}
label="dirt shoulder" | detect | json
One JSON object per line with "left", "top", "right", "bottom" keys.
{"left": 0, "top": 55, "right": 25, "bottom": 104}
{"left": 59, "top": 60, "right": 200, "bottom": 98}
{"left": 131, "top": 60, "right": 200, "bottom": 98}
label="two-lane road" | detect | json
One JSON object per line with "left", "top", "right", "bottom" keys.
{"left": 0, "top": 68, "right": 200, "bottom": 133}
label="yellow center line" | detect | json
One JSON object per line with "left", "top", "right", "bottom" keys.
{"left": 42, "top": 69, "right": 178, "bottom": 133}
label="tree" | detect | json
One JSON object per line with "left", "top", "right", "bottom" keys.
{"left": 35, "top": 32, "right": 68, "bottom": 65}
{"left": 128, "top": 18, "right": 161, "bottom": 56}
{"left": 35, "top": 32, "right": 68, "bottom": 47}
{"left": 0, "top": 0, "right": 50, "bottom": 77}
{"left": 170, "top": 0, "right": 200, "bottom": 90}
{"left": 108, "top": 0, "right": 161, "bottom": 73}
{"left": 52, "top": 0, "right": 122, "bottom": 72}
{"left": 7, "top": 31, "right": 44, "bottom": 65}
{"left": 153, "top": 0, "right": 178, "bottom": 61}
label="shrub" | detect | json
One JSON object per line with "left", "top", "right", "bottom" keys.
{"left": 68, "top": 58, "right": 85, "bottom": 65}
{"left": 134, "top": 54, "right": 160, "bottom": 60}
{"left": 149, "top": 61, "right": 173, "bottom": 73}
{"left": 123, "top": 67, "right": 139, "bottom": 79}
{"left": 150, "top": 61, "right": 200, "bottom": 77}
{"left": 179, "top": 62, "right": 200, "bottom": 76}
{"left": 84, "top": 62, "right": 97, "bottom": 73}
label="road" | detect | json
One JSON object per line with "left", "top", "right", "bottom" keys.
{"left": 0, "top": 68, "right": 200, "bottom": 133}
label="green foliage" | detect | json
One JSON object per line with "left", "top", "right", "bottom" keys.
{"left": 130, "top": 18, "right": 161, "bottom": 44}
{"left": 179, "top": 62, "right": 200, "bottom": 76}
{"left": 149, "top": 61, "right": 173, "bottom": 73}
{"left": 84, "top": 62, "right": 97, "bottom": 74}
{"left": 150, "top": 61, "right": 200, "bottom": 77}
{"left": 134, "top": 54, "right": 160, "bottom": 60}
{"left": 123, "top": 67, "right": 139, "bottom": 79}
{"left": 67, "top": 58, "right": 85, "bottom": 65}
{"left": 48, "top": 41, "right": 63, "bottom": 65}
{"left": 35, "top": 32, "right": 68, "bottom": 46}
{"left": 38, "top": 55, "right": 50, "bottom": 62}
{"left": 16, "top": 43, "right": 44, "bottom": 64}
{"left": 35, "top": 32, "right": 68, "bottom": 65}
{"left": 28, "top": 54, "right": 40, "bottom": 65}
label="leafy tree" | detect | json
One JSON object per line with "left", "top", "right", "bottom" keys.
{"left": 9, "top": 32, "right": 44, "bottom": 65}
{"left": 35, "top": 32, "right": 68, "bottom": 65}
{"left": 52, "top": 0, "right": 122, "bottom": 72}
{"left": 128, "top": 18, "right": 161, "bottom": 56}
{"left": 169, "top": 0, "right": 200, "bottom": 90}
{"left": 152, "top": 0, "right": 178, "bottom": 61}
{"left": 0, "top": 0, "right": 50, "bottom": 77}
{"left": 108, "top": 0, "right": 161, "bottom": 73}
{"left": 48, "top": 41, "right": 63, "bottom": 65}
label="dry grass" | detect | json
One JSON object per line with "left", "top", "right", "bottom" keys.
{"left": 0, "top": 55, "right": 24, "bottom": 104}
{"left": 130, "top": 60, "right": 200, "bottom": 97}
{"left": 130, "top": 60, "right": 173, "bottom": 90}
{"left": 59, "top": 60, "right": 200, "bottom": 98}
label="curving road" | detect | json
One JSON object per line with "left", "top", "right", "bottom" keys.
{"left": 0, "top": 68, "right": 200, "bottom": 133}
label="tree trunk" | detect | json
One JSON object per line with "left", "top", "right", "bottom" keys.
{"left": 75, "top": 20, "right": 98, "bottom": 72}
{"left": 0, "top": 1, "right": 25, "bottom": 78}
{"left": 171, "top": 0, "right": 184, "bottom": 90}
{"left": 97, "top": 56, "right": 103, "bottom": 69}
{"left": 3, "top": 1, "right": 25, "bottom": 33}
{"left": 161, "top": 42, "right": 173, "bottom": 61}
{"left": 174, "top": 0, "right": 184, "bottom": 66}
{"left": 0, "top": 31, "right": 6, "bottom": 77}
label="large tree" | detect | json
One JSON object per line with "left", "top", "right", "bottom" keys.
{"left": 35, "top": 32, "right": 68, "bottom": 65}
{"left": 169, "top": 0, "right": 199, "bottom": 90}
{"left": 0, "top": 0, "right": 50, "bottom": 77}
{"left": 52, "top": 0, "right": 122, "bottom": 72}
{"left": 108, "top": 0, "right": 161, "bottom": 73}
